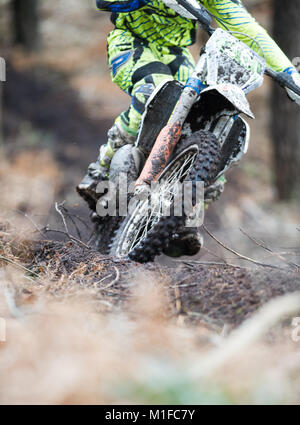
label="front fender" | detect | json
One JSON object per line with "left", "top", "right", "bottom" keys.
{"left": 201, "top": 84, "right": 254, "bottom": 119}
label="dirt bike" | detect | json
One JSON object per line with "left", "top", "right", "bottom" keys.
{"left": 92, "top": 0, "right": 300, "bottom": 263}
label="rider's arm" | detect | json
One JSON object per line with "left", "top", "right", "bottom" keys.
{"left": 96, "top": 0, "right": 147, "bottom": 13}
{"left": 200, "top": 0, "right": 295, "bottom": 74}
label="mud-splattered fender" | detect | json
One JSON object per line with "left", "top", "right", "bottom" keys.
{"left": 201, "top": 84, "right": 254, "bottom": 119}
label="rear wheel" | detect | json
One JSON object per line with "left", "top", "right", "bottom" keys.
{"left": 110, "top": 130, "right": 221, "bottom": 262}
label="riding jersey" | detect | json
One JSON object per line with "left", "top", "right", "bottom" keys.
{"left": 96, "top": 0, "right": 294, "bottom": 73}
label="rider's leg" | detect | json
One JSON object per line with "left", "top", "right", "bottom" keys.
{"left": 77, "top": 30, "right": 175, "bottom": 204}
{"left": 97, "top": 41, "right": 197, "bottom": 179}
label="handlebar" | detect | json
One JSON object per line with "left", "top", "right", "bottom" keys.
{"left": 265, "top": 68, "right": 300, "bottom": 97}
{"left": 174, "top": 0, "right": 300, "bottom": 98}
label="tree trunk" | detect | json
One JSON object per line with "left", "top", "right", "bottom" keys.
{"left": 271, "top": 0, "right": 300, "bottom": 200}
{"left": 11, "top": 0, "right": 40, "bottom": 51}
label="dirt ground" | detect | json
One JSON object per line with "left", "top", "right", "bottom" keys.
{"left": 1, "top": 227, "right": 300, "bottom": 404}
{"left": 28, "top": 239, "right": 300, "bottom": 327}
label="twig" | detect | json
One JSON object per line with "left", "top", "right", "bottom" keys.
{"left": 100, "top": 267, "right": 120, "bottom": 290}
{"left": 63, "top": 208, "right": 91, "bottom": 232}
{"left": 54, "top": 202, "right": 92, "bottom": 249}
{"left": 182, "top": 260, "right": 229, "bottom": 267}
{"left": 203, "top": 225, "right": 284, "bottom": 270}
{"left": 177, "top": 261, "right": 195, "bottom": 270}
{"left": 202, "top": 246, "right": 228, "bottom": 263}
{"left": 220, "top": 323, "right": 232, "bottom": 338}
{"left": 59, "top": 204, "right": 90, "bottom": 241}
{"left": 63, "top": 210, "right": 82, "bottom": 241}
{"left": 14, "top": 209, "right": 47, "bottom": 238}
{"left": 179, "top": 259, "right": 253, "bottom": 270}
{"left": 55, "top": 202, "right": 69, "bottom": 234}
{"left": 240, "top": 228, "right": 300, "bottom": 272}
{"left": 0, "top": 254, "right": 39, "bottom": 277}
{"left": 44, "top": 228, "right": 91, "bottom": 250}
{"left": 174, "top": 285, "right": 182, "bottom": 313}
{"left": 169, "top": 282, "right": 198, "bottom": 289}
{"left": 94, "top": 273, "right": 113, "bottom": 288}
{"left": 87, "top": 229, "right": 96, "bottom": 247}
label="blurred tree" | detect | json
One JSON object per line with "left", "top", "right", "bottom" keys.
{"left": 271, "top": 0, "right": 300, "bottom": 200}
{"left": 11, "top": 0, "right": 40, "bottom": 51}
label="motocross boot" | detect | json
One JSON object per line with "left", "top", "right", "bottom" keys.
{"left": 163, "top": 227, "right": 204, "bottom": 258}
{"left": 163, "top": 176, "right": 225, "bottom": 257}
{"left": 204, "top": 176, "right": 226, "bottom": 205}
{"left": 77, "top": 124, "right": 136, "bottom": 210}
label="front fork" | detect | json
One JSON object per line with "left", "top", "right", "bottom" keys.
{"left": 134, "top": 57, "right": 207, "bottom": 188}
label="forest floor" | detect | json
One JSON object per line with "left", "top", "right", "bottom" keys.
{"left": 1, "top": 0, "right": 300, "bottom": 404}
{"left": 1, "top": 222, "right": 300, "bottom": 403}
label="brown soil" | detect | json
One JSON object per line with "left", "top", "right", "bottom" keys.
{"left": 25, "top": 239, "right": 300, "bottom": 328}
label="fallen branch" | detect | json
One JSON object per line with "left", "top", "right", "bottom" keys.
{"left": 240, "top": 228, "right": 300, "bottom": 272}
{"left": 178, "top": 259, "right": 244, "bottom": 268}
{"left": 203, "top": 225, "right": 284, "bottom": 270}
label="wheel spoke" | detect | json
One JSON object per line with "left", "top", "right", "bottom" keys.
{"left": 119, "top": 148, "right": 198, "bottom": 256}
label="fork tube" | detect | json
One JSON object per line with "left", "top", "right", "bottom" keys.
{"left": 135, "top": 84, "right": 201, "bottom": 187}
{"left": 135, "top": 53, "right": 207, "bottom": 188}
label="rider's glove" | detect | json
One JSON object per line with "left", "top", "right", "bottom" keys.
{"left": 284, "top": 67, "right": 300, "bottom": 105}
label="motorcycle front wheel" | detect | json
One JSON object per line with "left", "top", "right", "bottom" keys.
{"left": 109, "top": 130, "right": 221, "bottom": 263}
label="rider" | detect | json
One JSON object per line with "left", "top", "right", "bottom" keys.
{"left": 77, "top": 0, "right": 300, "bottom": 256}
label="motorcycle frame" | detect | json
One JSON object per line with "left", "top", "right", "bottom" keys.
{"left": 135, "top": 43, "right": 254, "bottom": 188}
